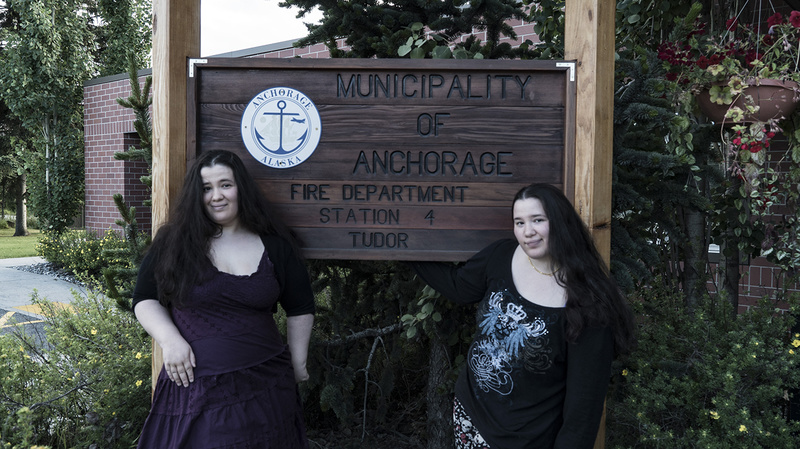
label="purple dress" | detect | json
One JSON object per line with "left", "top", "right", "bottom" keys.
{"left": 134, "top": 244, "right": 310, "bottom": 449}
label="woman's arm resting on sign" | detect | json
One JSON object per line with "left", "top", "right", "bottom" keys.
{"left": 134, "top": 299, "right": 196, "bottom": 387}
{"left": 286, "top": 313, "right": 314, "bottom": 382}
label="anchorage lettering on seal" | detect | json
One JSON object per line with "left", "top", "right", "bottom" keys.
{"left": 249, "top": 87, "right": 313, "bottom": 109}
{"left": 337, "top": 74, "right": 532, "bottom": 100}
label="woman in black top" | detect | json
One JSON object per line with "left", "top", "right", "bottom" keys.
{"left": 412, "top": 183, "right": 635, "bottom": 449}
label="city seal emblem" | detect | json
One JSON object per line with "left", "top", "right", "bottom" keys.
{"left": 240, "top": 87, "right": 322, "bottom": 169}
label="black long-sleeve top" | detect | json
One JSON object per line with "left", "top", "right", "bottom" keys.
{"left": 412, "top": 239, "right": 614, "bottom": 449}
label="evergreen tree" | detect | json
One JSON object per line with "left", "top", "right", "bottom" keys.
{"left": 282, "top": 0, "right": 535, "bottom": 58}
{"left": 103, "top": 58, "right": 153, "bottom": 311}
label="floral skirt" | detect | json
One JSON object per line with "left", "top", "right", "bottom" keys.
{"left": 453, "top": 396, "right": 491, "bottom": 449}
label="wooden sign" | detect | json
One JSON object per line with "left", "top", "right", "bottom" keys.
{"left": 187, "top": 58, "right": 576, "bottom": 261}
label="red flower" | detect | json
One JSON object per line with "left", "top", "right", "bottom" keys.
{"left": 732, "top": 137, "right": 742, "bottom": 145}
{"left": 790, "top": 11, "right": 800, "bottom": 28}
{"left": 767, "top": 12, "right": 784, "bottom": 28}
{"left": 745, "top": 51, "right": 764, "bottom": 66}
{"left": 726, "top": 18, "right": 738, "bottom": 31}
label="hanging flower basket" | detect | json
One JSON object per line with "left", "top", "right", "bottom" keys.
{"left": 696, "top": 79, "right": 800, "bottom": 124}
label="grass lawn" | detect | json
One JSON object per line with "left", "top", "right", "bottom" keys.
{"left": 0, "top": 227, "right": 41, "bottom": 259}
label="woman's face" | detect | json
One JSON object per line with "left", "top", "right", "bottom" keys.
{"left": 201, "top": 164, "right": 239, "bottom": 227}
{"left": 513, "top": 197, "right": 551, "bottom": 262}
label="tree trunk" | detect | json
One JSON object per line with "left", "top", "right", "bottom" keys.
{"left": 426, "top": 332, "right": 453, "bottom": 449}
{"left": 1, "top": 177, "right": 6, "bottom": 220}
{"left": 719, "top": 239, "right": 740, "bottom": 315}
{"left": 682, "top": 206, "right": 707, "bottom": 311}
{"left": 14, "top": 172, "right": 28, "bottom": 236}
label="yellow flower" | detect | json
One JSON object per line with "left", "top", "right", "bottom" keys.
{"left": 136, "top": 352, "right": 143, "bottom": 359}
{"left": 622, "top": 369, "right": 629, "bottom": 376}
{"left": 739, "top": 425, "right": 747, "bottom": 432}
{"left": 710, "top": 411, "right": 720, "bottom": 420}
{"left": 791, "top": 349, "right": 796, "bottom": 355}
{"left": 792, "top": 339, "right": 800, "bottom": 348}
{"left": 91, "top": 329, "right": 98, "bottom": 335}
{"left": 135, "top": 380, "right": 143, "bottom": 387}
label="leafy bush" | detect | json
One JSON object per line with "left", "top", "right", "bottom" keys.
{"left": 607, "top": 285, "right": 800, "bottom": 448}
{"left": 26, "top": 215, "right": 39, "bottom": 230}
{"left": 36, "top": 229, "right": 132, "bottom": 286}
{"left": 0, "top": 290, "right": 151, "bottom": 448}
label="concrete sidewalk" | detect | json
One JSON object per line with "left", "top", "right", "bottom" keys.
{"left": 0, "top": 257, "right": 85, "bottom": 322}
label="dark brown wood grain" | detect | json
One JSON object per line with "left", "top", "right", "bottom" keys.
{"left": 187, "top": 58, "right": 575, "bottom": 261}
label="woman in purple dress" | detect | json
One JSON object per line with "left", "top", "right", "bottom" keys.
{"left": 132, "top": 150, "right": 315, "bottom": 448}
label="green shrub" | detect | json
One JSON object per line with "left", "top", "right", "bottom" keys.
{"left": 607, "top": 286, "right": 800, "bottom": 448}
{"left": 0, "top": 290, "right": 151, "bottom": 448}
{"left": 26, "top": 215, "right": 39, "bottom": 230}
{"left": 0, "top": 220, "right": 7, "bottom": 230}
{"left": 36, "top": 229, "right": 132, "bottom": 286}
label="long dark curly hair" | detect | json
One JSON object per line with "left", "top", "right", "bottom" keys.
{"left": 514, "top": 183, "right": 636, "bottom": 356}
{"left": 149, "top": 150, "right": 297, "bottom": 307}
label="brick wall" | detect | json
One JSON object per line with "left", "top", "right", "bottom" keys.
{"left": 83, "top": 74, "right": 152, "bottom": 234}
{"left": 704, "top": 137, "right": 799, "bottom": 311}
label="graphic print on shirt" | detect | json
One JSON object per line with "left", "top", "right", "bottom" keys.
{"left": 469, "top": 290, "right": 549, "bottom": 395}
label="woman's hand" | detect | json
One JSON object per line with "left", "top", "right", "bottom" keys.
{"left": 134, "top": 299, "right": 197, "bottom": 387}
{"left": 161, "top": 337, "right": 196, "bottom": 387}
{"left": 293, "top": 361, "right": 309, "bottom": 383}
{"left": 287, "top": 313, "right": 314, "bottom": 383}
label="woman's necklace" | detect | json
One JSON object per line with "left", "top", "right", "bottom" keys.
{"left": 528, "top": 257, "right": 559, "bottom": 276}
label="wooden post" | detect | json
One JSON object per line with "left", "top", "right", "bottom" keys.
{"left": 150, "top": 0, "right": 200, "bottom": 392}
{"left": 565, "top": 1, "right": 616, "bottom": 448}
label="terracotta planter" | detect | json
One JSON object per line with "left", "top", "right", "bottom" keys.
{"left": 697, "top": 79, "right": 800, "bottom": 124}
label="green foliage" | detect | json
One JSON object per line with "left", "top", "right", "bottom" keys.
{"left": 102, "top": 194, "right": 151, "bottom": 312}
{"left": 0, "top": 290, "right": 151, "bottom": 448}
{"left": 0, "top": 0, "right": 93, "bottom": 233}
{"left": 101, "top": 55, "right": 153, "bottom": 311}
{"left": 610, "top": 48, "right": 719, "bottom": 293}
{"left": 754, "top": 112, "right": 800, "bottom": 274}
{"left": 525, "top": 0, "right": 565, "bottom": 58}
{"left": 88, "top": 0, "right": 152, "bottom": 76}
{"left": 114, "top": 56, "right": 153, "bottom": 204}
{"left": 607, "top": 286, "right": 800, "bottom": 448}
{"left": 36, "top": 229, "right": 135, "bottom": 287}
{"left": 614, "top": 0, "right": 697, "bottom": 51}
{"left": 282, "top": 0, "right": 536, "bottom": 59}
{"left": 302, "top": 260, "right": 429, "bottom": 431}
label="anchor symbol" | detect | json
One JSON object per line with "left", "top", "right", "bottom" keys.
{"left": 255, "top": 100, "right": 308, "bottom": 155}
